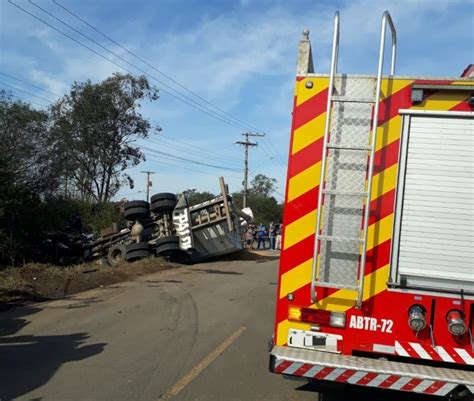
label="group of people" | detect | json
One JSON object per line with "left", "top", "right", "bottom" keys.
{"left": 244, "top": 222, "right": 283, "bottom": 250}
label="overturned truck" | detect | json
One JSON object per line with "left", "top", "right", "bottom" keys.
{"left": 86, "top": 177, "right": 250, "bottom": 266}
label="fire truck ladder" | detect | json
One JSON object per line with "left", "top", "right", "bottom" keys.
{"left": 310, "top": 11, "right": 397, "bottom": 308}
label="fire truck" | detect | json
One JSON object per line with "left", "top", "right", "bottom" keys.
{"left": 269, "top": 10, "right": 473, "bottom": 400}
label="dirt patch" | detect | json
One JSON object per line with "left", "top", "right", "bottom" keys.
{"left": 0, "top": 257, "right": 180, "bottom": 310}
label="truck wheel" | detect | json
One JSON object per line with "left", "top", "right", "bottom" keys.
{"left": 155, "top": 236, "right": 180, "bottom": 257}
{"left": 125, "top": 242, "right": 151, "bottom": 262}
{"left": 150, "top": 193, "right": 177, "bottom": 214}
{"left": 107, "top": 244, "right": 127, "bottom": 266}
{"left": 124, "top": 200, "right": 150, "bottom": 221}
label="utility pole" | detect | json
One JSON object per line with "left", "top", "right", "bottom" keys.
{"left": 141, "top": 171, "right": 155, "bottom": 203}
{"left": 236, "top": 132, "right": 265, "bottom": 208}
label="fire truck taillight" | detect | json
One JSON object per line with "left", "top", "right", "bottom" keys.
{"left": 446, "top": 310, "right": 467, "bottom": 336}
{"left": 288, "top": 306, "right": 346, "bottom": 328}
{"left": 408, "top": 305, "right": 426, "bottom": 331}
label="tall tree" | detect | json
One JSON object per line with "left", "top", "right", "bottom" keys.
{"left": 50, "top": 73, "right": 160, "bottom": 202}
{"left": 0, "top": 91, "right": 57, "bottom": 265}
{"left": 249, "top": 174, "right": 277, "bottom": 197}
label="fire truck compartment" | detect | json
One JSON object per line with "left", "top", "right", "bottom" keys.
{"left": 391, "top": 111, "right": 474, "bottom": 294}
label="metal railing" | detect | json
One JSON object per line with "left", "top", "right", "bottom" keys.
{"left": 310, "top": 11, "right": 340, "bottom": 303}
{"left": 357, "top": 10, "right": 397, "bottom": 307}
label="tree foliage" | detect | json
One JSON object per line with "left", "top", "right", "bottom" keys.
{"left": 184, "top": 189, "right": 216, "bottom": 206}
{"left": 232, "top": 174, "right": 282, "bottom": 225}
{"left": 0, "top": 92, "right": 57, "bottom": 266}
{"left": 50, "top": 73, "right": 160, "bottom": 202}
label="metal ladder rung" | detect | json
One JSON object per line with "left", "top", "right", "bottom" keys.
{"left": 332, "top": 95, "right": 375, "bottom": 103}
{"left": 326, "top": 144, "right": 371, "bottom": 151}
{"left": 314, "top": 282, "right": 359, "bottom": 291}
{"left": 317, "top": 235, "right": 364, "bottom": 244}
{"left": 322, "top": 190, "right": 368, "bottom": 196}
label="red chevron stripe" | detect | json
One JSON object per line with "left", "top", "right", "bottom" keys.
{"left": 294, "top": 363, "right": 313, "bottom": 376}
{"left": 378, "top": 84, "right": 412, "bottom": 126}
{"left": 283, "top": 187, "right": 318, "bottom": 226}
{"left": 450, "top": 98, "right": 472, "bottom": 112}
{"left": 314, "top": 367, "right": 335, "bottom": 379}
{"left": 401, "top": 378, "right": 423, "bottom": 391}
{"left": 293, "top": 88, "right": 328, "bottom": 131}
{"left": 335, "top": 369, "right": 357, "bottom": 382}
{"left": 424, "top": 381, "right": 447, "bottom": 395}
{"left": 287, "top": 137, "right": 324, "bottom": 178}
{"left": 356, "top": 372, "right": 378, "bottom": 385}
{"left": 280, "top": 235, "right": 314, "bottom": 275}
{"left": 380, "top": 375, "right": 401, "bottom": 388}
{"left": 373, "top": 139, "right": 399, "bottom": 174}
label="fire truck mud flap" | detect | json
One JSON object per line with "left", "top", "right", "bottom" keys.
{"left": 270, "top": 345, "right": 474, "bottom": 398}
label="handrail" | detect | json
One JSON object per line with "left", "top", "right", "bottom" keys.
{"left": 357, "top": 11, "right": 397, "bottom": 307}
{"left": 310, "top": 11, "right": 340, "bottom": 303}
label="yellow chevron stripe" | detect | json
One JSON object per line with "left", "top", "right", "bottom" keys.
{"left": 276, "top": 264, "right": 390, "bottom": 345}
{"left": 279, "top": 213, "right": 393, "bottom": 299}
{"left": 371, "top": 163, "right": 397, "bottom": 199}
{"left": 295, "top": 78, "right": 329, "bottom": 106}
{"left": 279, "top": 259, "right": 313, "bottom": 299}
{"left": 283, "top": 209, "right": 316, "bottom": 250}
{"left": 380, "top": 79, "right": 413, "bottom": 100}
{"left": 287, "top": 162, "right": 321, "bottom": 202}
{"left": 291, "top": 112, "right": 326, "bottom": 155}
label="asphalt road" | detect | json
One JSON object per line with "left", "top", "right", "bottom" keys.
{"left": 0, "top": 254, "right": 440, "bottom": 401}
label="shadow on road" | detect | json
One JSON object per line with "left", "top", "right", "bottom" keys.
{"left": 0, "top": 305, "right": 106, "bottom": 401}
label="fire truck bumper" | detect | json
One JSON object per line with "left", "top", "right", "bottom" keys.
{"left": 270, "top": 345, "right": 474, "bottom": 398}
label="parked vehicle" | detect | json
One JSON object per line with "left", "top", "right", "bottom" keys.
{"left": 269, "top": 10, "right": 473, "bottom": 400}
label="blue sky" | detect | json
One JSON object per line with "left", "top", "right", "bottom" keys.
{"left": 1, "top": 0, "right": 473, "bottom": 201}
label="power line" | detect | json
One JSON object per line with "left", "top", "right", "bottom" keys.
{"left": 141, "top": 145, "right": 242, "bottom": 172}
{"left": 0, "top": 90, "right": 49, "bottom": 109}
{"left": 14, "top": 0, "right": 255, "bottom": 132}
{"left": 148, "top": 136, "right": 242, "bottom": 167}
{"left": 0, "top": 71, "right": 61, "bottom": 97}
{"left": 52, "top": 0, "right": 265, "bottom": 133}
{"left": 143, "top": 153, "right": 242, "bottom": 180}
{"left": 0, "top": 81, "right": 56, "bottom": 103}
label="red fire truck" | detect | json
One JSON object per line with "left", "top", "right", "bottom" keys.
{"left": 269, "top": 10, "right": 473, "bottom": 400}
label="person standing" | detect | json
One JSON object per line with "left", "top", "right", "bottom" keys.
{"left": 245, "top": 228, "right": 253, "bottom": 250}
{"left": 269, "top": 222, "right": 275, "bottom": 250}
{"left": 275, "top": 224, "right": 283, "bottom": 250}
{"left": 257, "top": 223, "right": 266, "bottom": 249}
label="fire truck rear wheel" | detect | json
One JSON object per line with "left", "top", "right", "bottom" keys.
{"left": 107, "top": 244, "right": 127, "bottom": 266}
{"left": 125, "top": 242, "right": 151, "bottom": 262}
{"left": 124, "top": 200, "right": 150, "bottom": 221}
{"left": 150, "top": 192, "right": 176, "bottom": 204}
{"left": 155, "top": 236, "right": 180, "bottom": 257}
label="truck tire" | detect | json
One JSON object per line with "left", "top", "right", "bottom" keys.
{"left": 125, "top": 242, "right": 151, "bottom": 262}
{"left": 124, "top": 200, "right": 150, "bottom": 221}
{"left": 150, "top": 193, "right": 177, "bottom": 214}
{"left": 154, "top": 236, "right": 180, "bottom": 257}
{"left": 107, "top": 244, "right": 127, "bottom": 266}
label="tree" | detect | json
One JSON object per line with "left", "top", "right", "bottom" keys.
{"left": 0, "top": 91, "right": 58, "bottom": 265}
{"left": 249, "top": 174, "right": 277, "bottom": 197}
{"left": 50, "top": 73, "right": 160, "bottom": 202}
{"left": 184, "top": 189, "right": 216, "bottom": 206}
{"left": 232, "top": 174, "right": 282, "bottom": 225}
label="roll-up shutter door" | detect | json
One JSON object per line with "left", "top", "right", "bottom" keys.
{"left": 397, "top": 115, "right": 473, "bottom": 291}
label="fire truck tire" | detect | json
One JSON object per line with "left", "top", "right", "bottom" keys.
{"left": 125, "top": 242, "right": 151, "bottom": 261}
{"left": 124, "top": 200, "right": 150, "bottom": 221}
{"left": 155, "top": 236, "right": 180, "bottom": 257}
{"left": 150, "top": 193, "right": 177, "bottom": 214}
{"left": 107, "top": 244, "right": 127, "bottom": 266}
